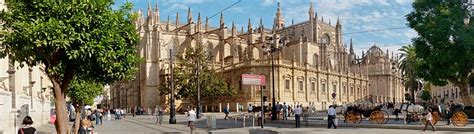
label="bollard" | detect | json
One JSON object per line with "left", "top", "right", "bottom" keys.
{"left": 243, "top": 114, "right": 246, "bottom": 127}
{"left": 252, "top": 113, "right": 255, "bottom": 128}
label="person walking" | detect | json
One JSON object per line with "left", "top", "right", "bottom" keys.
{"left": 423, "top": 109, "right": 437, "bottom": 132}
{"left": 156, "top": 106, "right": 164, "bottom": 125}
{"left": 188, "top": 107, "right": 197, "bottom": 134}
{"left": 248, "top": 104, "right": 253, "bottom": 113}
{"left": 294, "top": 105, "right": 302, "bottom": 128}
{"left": 445, "top": 101, "right": 453, "bottom": 125}
{"left": 327, "top": 105, "right": 337, "bottom": 129}
{"left": 18, "top": 116, "right": 36, "bottom": 134}
{"left": 224, "top": 106, "right": 230, "bottom": 120}
{"left": 282, "top": 102, "right": 288, "bottom": 120}
{"left": 95, "top": 110, "right": 101, "bottom": 125}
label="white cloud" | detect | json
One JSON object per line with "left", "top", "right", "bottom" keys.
{"left": 169, "top": 3, "right": 188, "bottom": 11}
{"left": 395, "top": 0, "right": 413, "bottom": 5}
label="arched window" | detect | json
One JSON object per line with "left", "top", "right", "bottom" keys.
{"left": 320, "top": 34, "right": 330, "bottom": 44}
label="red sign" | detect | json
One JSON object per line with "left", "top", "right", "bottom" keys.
{"left": 241, "top": 74, "right": 266, "bottom": 86}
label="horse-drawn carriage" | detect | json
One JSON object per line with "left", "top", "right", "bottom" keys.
{"left": 336, "top": 102, "right": 390, "bottom": 124}
{"left": 396, "top": 103, "right": 473, "bottom": 127}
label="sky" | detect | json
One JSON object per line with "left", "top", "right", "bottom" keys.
{"left": 115, "top": 0, "right": 417, "bottom": 56}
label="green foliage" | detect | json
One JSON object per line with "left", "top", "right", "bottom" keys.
{"left": 67, "top": 78, "right": 103, "bottom": 105}
{"left": 399, "top": 45, "right": 421, "bottom": 91}
{"left": 420, "top": 90, "right": 431, "bottom": 101}
{"left": 159, "top": 45, "right": 235, "bottom": 103}
{"left": 0, "top": 1, "right": 140, "bottom": 84}
{"left": 406, "top": 0, "right": 473, "bottom": 104}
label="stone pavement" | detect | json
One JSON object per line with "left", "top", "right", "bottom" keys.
{"left": 36, "top": 113, "right": 474, "bottom": 134}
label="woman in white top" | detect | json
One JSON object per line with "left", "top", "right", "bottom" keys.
{"left": 188, "top": 108, "right": 197, "bottom": 134}
{"left": 423, "top": 109, "right": 436, "bottom": 132}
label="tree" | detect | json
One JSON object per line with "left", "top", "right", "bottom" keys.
{"left": 67, "top": 78, "right": 103, "bottom": 134}
{"left": 406, "top": 0, "right": 474, "bottom": 105}
{"left": 158, "top": 45, "right": 235, "bottom": 106}
{"left": 398, "top": 45, "right": 421, "bottom": 103}
{"left": 0, "top": 1, "right": 139, "bottom": 133}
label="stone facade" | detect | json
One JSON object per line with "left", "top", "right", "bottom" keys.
{"left": 0, "top": 1, "right": 54, "bottom": 133}
{"left": 110, "top": 1, "right": 404, "bottom": 112}
{"left": 431, "top": 82, "right": 474, "bottom": 104}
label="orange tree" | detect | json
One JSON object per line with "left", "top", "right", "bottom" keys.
{"left": 0, "top": 1, "right": 139, "bottom": 133}
{"left": 406, "top": 0, "right": 474, "bottom": 105}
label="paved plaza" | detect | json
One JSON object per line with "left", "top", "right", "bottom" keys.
{"left": 36, "top": 113, "right": 473, "bottom": 134}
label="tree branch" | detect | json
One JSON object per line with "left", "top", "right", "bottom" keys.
{"left": 60, "top": 63, "right": 75, "bottom": 93}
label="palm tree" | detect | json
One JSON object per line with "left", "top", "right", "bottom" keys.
{"left": 398, "top": 45, "right": 421, "bottom": 103}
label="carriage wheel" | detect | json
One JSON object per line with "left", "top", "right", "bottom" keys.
{"left": 346, "top": 112, "right": 362, "bottom": 124}
{"left": 431, "top": 111, "right": 440, "bottom": 125}
{"left": 452, "top": 112, "right": 468, "bottom": 127}
{"left": 369, "top": 110, "right": 385, "bottom": 124}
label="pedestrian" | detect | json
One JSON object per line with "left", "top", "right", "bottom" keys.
{"left": 282, "top": 102, "right": 288, "bottom": 120}
{"left": 327, "top": 105, "right": 337, "bottom": 129}
{"left": 188, "top": 107, "right": 197, "bottom": 134}
{"left": 445, "top": 101, "right": 453, "bottom": 125}
{"left": 107, "top": 109, "right": 111, "bottom": 121}
{"left": 294, "top": 105, "right": 302, "bottom": 128}
{"left": 156, "top": 105, "right": 164, "bottom": 125}
{"left": 248, "top": 104, "right": 253, "bottom": 113}
{"left": 121, "top": 108, "right": 126, "bottom": 118}
{"left": 224, "top": 105, "right": 230, "bottom": 120}
{"left": 99, "top": 109, "right": 103, "bottom": 125}
{"left": 423, "top": 109, "right": 437, "bottom": 132}
{"left": 275, "top": 102, "right": 281, "bottom": 120}
{"left": 78, "top": 119, "right": 87, "bottom": 134}
{"left": 95, "top": 110, "right": 101, "bottom": 125}
{"left": 18, "top": 116, "right": 36, "bottom": 134}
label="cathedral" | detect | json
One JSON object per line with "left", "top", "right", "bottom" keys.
{"left": 110, "top": 1, "right": 404, "bottom": 112}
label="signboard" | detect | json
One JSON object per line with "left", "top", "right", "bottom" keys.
{"left": 241, "top": 74, "right": 265, "bottom": 86}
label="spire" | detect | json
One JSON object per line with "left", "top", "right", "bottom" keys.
{"left": 220, "top": 13, "right": 225, "bottom": 28}
{"left": 315, "top": 12, "right": 318, "bottom": 20}
{"left": 166, "top": 15, "right": 170, "bottom": 31}
{"left": 231, "top": 21, "right": 236, "bottom": 36}
{"left": 205, "top": 16, "right": 209, "bottom": 31}
{"left": 349, "top": 38, "right": 354, "bottom": 54}
{"left": 154, "top": 2, "right": 160, "bottom": 23}
{"left": 197, "top": 12, "right": 202, "bottom": 31}
{"left": 321, "top": 16, "right": 324, "bottom": 22}
{"left": 247, "top": 18, "right": 253, "bottom": 33}
{"left": 274, "top": 2, "right": 284, "bottom": 29}
{"left": 147, "top": 0, "right": 152, "bottom": 16}
{"left": 336, "top": 16, "right": 341, "bottom": 26}
{"left": 241, "top": 26, "right": 244, "bottom": 34}
{"left": 309, "top": 0, "right": 315, "bottom": 20}
{"left": 329, "top": 19, "right": 331, "bottom": 25}
{"left": 187, "top": 7, "right": 192, "bottom": 24}
{"left": 147, "top": 0, "right": 153, "bottom": 25}
{"left": 175, "top": 12, "right": 179, "bottom": 27}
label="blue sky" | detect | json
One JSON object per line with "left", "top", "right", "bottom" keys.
{"left": 115, "top": 0, "right": 417, "bottom": 56}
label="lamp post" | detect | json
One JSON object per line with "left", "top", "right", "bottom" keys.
{"left": 169, "top": 49, "right": 177, "bottom": 124}
{"left": 263, "top": 37, "right": 286, "bottom": 121}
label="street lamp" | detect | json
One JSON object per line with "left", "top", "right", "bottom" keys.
{"left": 169, "top": 49, "right": 177, "bottom": 124}
{"left": 262, "top": 36, "right": 286, "bottom": 121}
{"left": 464, "top": 15, "right": 470, "bottom": 26}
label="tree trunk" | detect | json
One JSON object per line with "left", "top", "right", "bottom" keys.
{"left": 459, "top": 83, "right": 472, "bottom": 106}
{"left": 73, "top": 104, "right": 82, "bottom": 134}
{"left": 52, "top": 83, "right": 69, "bottom": 134}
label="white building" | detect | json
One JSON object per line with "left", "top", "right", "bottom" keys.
{"left": 0, "top": 1, "right": 54, "bottom": 133}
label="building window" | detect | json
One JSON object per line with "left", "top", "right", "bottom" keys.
{"left": 311, "top": 82, "right": 316, "bottom": 92}
{"left": 299, "top": 81, "right": 304, "bottom": 91}
{"left": 350, "top": 87, "right": 354, "bottom": 94}
{"left": 343, "top": 86, "right": 347, "bottom": 94}
{"left": 322, "top": 83, "right": 326, "bottom": 93}
{"left": 285, "top": 79, "right": 290, "bottom": 90}
{"left": 333, "top": 85, "right": 337, "bottom": 93}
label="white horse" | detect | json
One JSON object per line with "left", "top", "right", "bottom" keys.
{"left": 396, "top": 103, "right": 424, "bottom": 124}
